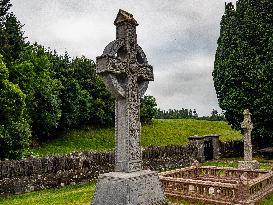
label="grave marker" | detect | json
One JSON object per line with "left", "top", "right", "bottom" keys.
{"left": 91, "top": 9, "right": 167, "bottom": 205}
{"left": 238, "top": 109, "right": 259, "bottom": 170}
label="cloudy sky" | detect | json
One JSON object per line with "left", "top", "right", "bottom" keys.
{"left": 11, "top": 0, "right": 237, "bottom": 116}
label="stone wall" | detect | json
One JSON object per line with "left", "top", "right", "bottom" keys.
{"left": 220, "top": 140, "right": 244, "bottom": 158}
{"left": 0, "top": 140, "right": 245, "bottom": 196}
{"left": 0, "top": 145, "right": 198, "bottom": 196}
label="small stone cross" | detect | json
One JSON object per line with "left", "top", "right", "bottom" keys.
{"left": 241, "top": 109, "right": 253, "bottom": 161}
{"left": 96, "top": 10, "right": 153, "bottom": 173}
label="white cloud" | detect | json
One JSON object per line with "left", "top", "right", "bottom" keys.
{"left": 11, "top": 0, "right": 238, "bottom": 115}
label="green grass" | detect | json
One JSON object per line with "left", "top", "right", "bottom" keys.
{"left": 202, "top": 156, "right": 273, "bottom": 170}
{"left": 30, "top": 119, "right": 243, "bottom": 157}
{"left": 0, "top": 183, "right": 95, "bottom": 205}
{"left": 30, "top": 128, "right": 115, "bottom": 157}
{"left": 259, "top": 195, "right": 273, "bottom": 205}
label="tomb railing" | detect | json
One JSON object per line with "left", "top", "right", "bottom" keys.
{"left": 160, "top": 177, "right": 237, "bottom": 204}
{"left": 160, "top": 166, "right": 273, "bottom": 205}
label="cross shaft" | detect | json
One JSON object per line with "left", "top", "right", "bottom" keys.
{"left": 96, "top": 9, "right": 153, "bottom": 173}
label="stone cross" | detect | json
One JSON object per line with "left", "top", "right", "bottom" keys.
{"left": 238, "top": 109, "right": 259, "bottom": 170}
{"left": 96, "top": 9, "right": 153, "bottom": 173}
{"left": 241, "top": 109, "right": 253, "bottom": 161}
{"left": 93, "top": 10, "right": 167, "bottom": 204}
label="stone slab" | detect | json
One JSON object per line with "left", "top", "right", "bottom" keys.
{"left": 92, "top": 170, "right": 167, "bottom": 205}
{"left": 238, "top": 160, "right": 259, "bottom": 170}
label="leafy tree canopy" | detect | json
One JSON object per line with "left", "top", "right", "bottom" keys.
{"left": 0, "top": 55, "right": 31, "bottom": 160}
{"left": 140, "top": 95, "right": 157, "bottom": 124}
{"left": 213, "top": 0, "right": 273, "bottom": 147}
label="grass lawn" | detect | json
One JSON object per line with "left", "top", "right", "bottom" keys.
{"left": 1, "top": 158, "right": 273, "bottom": 205}
{"left": 0, "top": 183, "right": 96, "bottom": 205}
{"left": 30, "top": 119, "right": 243, "bottom": 157}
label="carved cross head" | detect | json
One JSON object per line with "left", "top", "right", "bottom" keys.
{"left": 96, "top": 9, "right": 153, "bottom": 99}
{"left": 241, "top": 109, "right": 253, "bottom": 131}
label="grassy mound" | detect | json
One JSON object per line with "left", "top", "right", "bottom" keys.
{"left": 30, "top": 119, "right": 242, "bottom": 157}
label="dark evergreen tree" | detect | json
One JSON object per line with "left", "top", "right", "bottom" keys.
{"left": 0, "top": 0, "right": 11, "bottom": 17}
{"left": 213, "top": 0, "right": 273, "bottom": 147}
{"left": 0, "top": 13, "right": 26, "bottom": 65}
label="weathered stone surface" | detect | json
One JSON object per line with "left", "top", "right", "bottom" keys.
{"left": 92, "top": 171, "right": 167, "bottom": 205}
{"left": 205, "top": 134, "right": 220, "bottom": 160}
{"left": 96, "top": 9, "right": 153, "bottom": 173}
{"left": 93, "top": 9, "right": 167, "bottom": 205}
{"left": 239, "top": 109, "right": 259, "bottom": 170}
{"left": 188, "top": 134, "right": 220, "bottom": 162}
{"left": 188, "top": 136, "right": 205, "bottom": 162}
{"left": 238, "top": 160, "right": 259, "bottom": 170}
{"left": 160, "top": 165, "right": 273, "bottom": 205}
{"left": 242, "top": 109, "right": 253, "bottom": 161}
{"left": 220, "top": 140, "right": 244, "bottom": 158}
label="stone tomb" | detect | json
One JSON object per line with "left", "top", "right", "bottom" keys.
{"left": 92, "top": 10, "right": 167, "bottom": 205}
{"left": 160, "top": 162, "right": 273, "bottom": 205}
{"left": 188, "top": 134, "right": 220, "bottom": 162}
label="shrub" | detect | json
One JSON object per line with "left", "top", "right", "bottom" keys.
{"left": 0, "top": 55, "right": 31, "bottom": 160}
{"left": 140, "top": 95, "right": 157, "bottom": 124}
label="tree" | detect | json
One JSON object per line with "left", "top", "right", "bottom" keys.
{"left": 140, "top": 95, "right": 157, "bottom": 124}
{"left": 0, "top": 12, "right": 26, "bottom": 65}
{"left": 213, "top": 0, "right": 273, "bottom": 147}
{"left": 0, "top": 0, "right": 11, "bottom": 18}
{"left": 10, "top": 45, "right": 62, "bottom": 139}
{"left": 49, "top": 53, "right": 93, "bottom": 128}
{"left": 0, "top": 55, "right": 31, "bottom": 160}
{"left": 193, "top": 109, "right": 198, "bottom": 118}
{"left": 71, "top": 56, "right": 115, "bottom": 126}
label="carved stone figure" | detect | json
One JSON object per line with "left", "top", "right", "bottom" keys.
{"left": 238, "top": 109, "right": 259, "bottom": 170}
{"left": 91, "top": 9, "right": 167, "bottom": 205}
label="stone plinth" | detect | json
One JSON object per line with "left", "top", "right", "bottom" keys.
{"left": 238, "top": 160, "right": 259, "bottom": 170}
{"left": 92, "top": 170, "right": 167, "bottom": 205}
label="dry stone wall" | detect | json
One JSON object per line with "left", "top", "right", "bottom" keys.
{"left": 220, "top": 140, "right": 244, "bottom": 158}
{"left": 0, "top": 141, "right": 245, "bottom": 196}
{"left": 0, "top": 145, "right": 198, "bottom": 196}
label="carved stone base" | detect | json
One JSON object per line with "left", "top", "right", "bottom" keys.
{"left": 91, "top": 170, "right": 167, "bottom": 205}
{"left": 238, "top": 160, "right": 259, "bottom": 170}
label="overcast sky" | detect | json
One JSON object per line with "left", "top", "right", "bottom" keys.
{"left": 11, "top": 0, "right": 237, "bottom": 116}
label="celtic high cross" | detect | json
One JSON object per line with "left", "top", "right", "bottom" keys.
{"left": 96, "top": 9, "right": 153, "bottom": 173}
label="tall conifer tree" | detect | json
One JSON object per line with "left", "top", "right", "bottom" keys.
{"left": 213, "top": 0, "right": 273, "bottom": 147}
